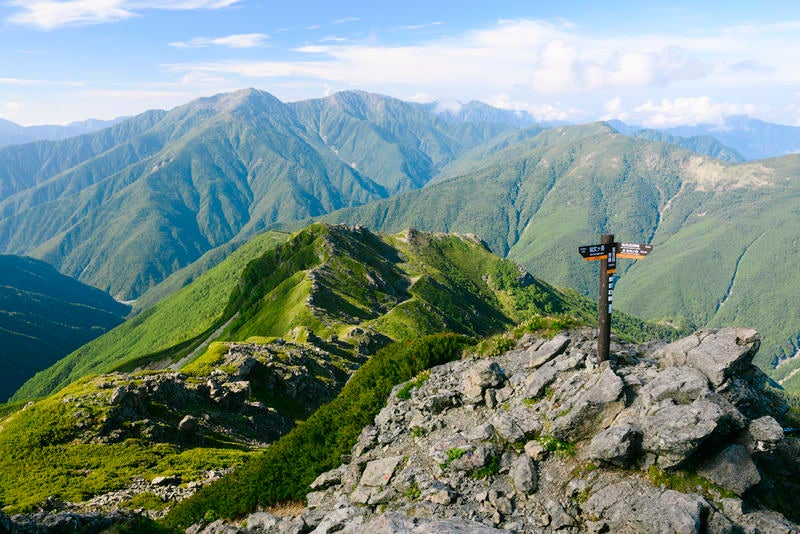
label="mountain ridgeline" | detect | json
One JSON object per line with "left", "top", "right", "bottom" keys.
{"left": 12, "top": 223, "right": 605, "bottom": 402}
{"left": 0, "top": 116, "right": 126, "bottom": 148}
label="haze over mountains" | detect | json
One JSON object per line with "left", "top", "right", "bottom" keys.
{"left": 1, "top": 88, "right": 799, "bottom": 394}
{"left": 0, "top": 117, "right": 127, "bottom": 148}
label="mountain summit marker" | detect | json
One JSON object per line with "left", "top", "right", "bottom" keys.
{"left": 579, "top": 234, "right": 653, "bottom": 363}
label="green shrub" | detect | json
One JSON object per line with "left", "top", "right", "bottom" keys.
{"left": 537, "top": 435, "right": 575, "bottom": 457}
{"left": 471, "top": 455, "right": 501, "bottom": 479}
{"left": 396, "top": 370, "right": 431, "bottom": 400}
{"left": 404, "top": 482, "right": 421, "bottom": 500}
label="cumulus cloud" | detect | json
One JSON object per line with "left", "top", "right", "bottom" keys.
{"left": 7, "top": 0, "right": 241, "bottom": 29}
{"left": 631, "top": 97, "right": 758, "bottom": 127}
{"left": 332, "top": 17, "right": 360, "bottom": 25}
{"left": 529, "top": 44, "right": 709, "bottom": 94}
{"left": 486, "top": 93, "right": 585, "bottom": 122}
{"left": 154, "top": 17, "right": 800, "bottom": 126}
{"left": 170, "top": 33, "right": 269, "bottom": 49}
{"left": 600, "top": 97, "right": 628, "bottom": 122}
{"left": 407, "top": 93, "right": 436, "bottom": 104}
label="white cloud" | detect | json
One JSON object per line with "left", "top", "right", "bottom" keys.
{"left": 7, "top": 0, "right": 242, "bottom": 29}
{"left": 407, "top": 93, "right": 436, "bottom": 104}
{"left": 163, "top": 18, "right": 724, "bottom": 102}
{"left": 600, "top": 97, "right": 628, "bottom": 122}
{"left": 0, "top": 77, "right": 84, "bottom": 86}
{"left": 170, "top": 33, "right": 269, "bottom": 49}
{"left": 486, "top": 93, "right": 585, "bottom": 122}
{"left": 785, "top": 105, "right": 800, "bottom": 127}
{"left": 529, "top": 43, "right": 709, "bottom": 94}
{"left": 3, "top": 102, "right": 25, "bottom": 113}
{"left": 332, "top": 17, "right": 360, "bottom": 25}
{"left": 631, "top": 97, "right": 758, "bottom": 127}
{"left": 394, "top": 22, "right": 444, "bottom": 31}
{"left": 433, "top": 99, "right": 463, "bottom": 114}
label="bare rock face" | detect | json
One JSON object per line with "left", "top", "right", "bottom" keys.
{"left": 654, "top": 328, "right": 760, "bottom": 387}
{"left": 184, "top": 328, "right": 797, "bottom": 534}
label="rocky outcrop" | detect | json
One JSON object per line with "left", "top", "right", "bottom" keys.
{"left": 191, "top": 328, "right": 798, "bottom": 533}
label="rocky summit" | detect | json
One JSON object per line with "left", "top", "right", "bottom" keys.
{"left": 184, "top": 328, "right": 798, "bottom": 534}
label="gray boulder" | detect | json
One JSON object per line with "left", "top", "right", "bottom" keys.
{"left": 345, "top": 512, "right": 506, "bottom": 533}
{"left": 527, "top": 333, "right": 570, "bottom": 368}
{"left": 510, "top": 454, "right": 538, "bottom": 493}
{"left": 748, "top": 415, "right": 784, "bottom": 452}
{"left": 640, "top": 365, "right": 710, "bottom": 405}
{"left": 461, "top": 360, "right": 506, "bottom": 401}
{"left": 641, "top": 399, "right": 722, "bottom": 468}
{"left": 549, "top": 364, "right": 625, "bottom": 442}
{"left": 697, "top": 444, "right": 761, "bottom": 496}
{"left": 583, "top": 480, "right": 710, "bottom": 533}
{"left": 585, "top": 423, "right": 642, "bottom": 467}
{"left": 360, "top": 456, "right": 404, "bottom": 487}
{"left": 245, "top": 512, "right": 279, "bottom": 532}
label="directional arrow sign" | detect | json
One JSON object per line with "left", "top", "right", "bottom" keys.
{"left": 616, "top": 242, "right": 654, "bottom": 259}
{"left": 579, "top": 235, "right": 654, "bottom": 364}
{"left": 578, "top": 243, "right": 609, "bottom": 260}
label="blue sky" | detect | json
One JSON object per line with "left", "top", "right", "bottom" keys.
{"left": 1, "top": 0, "right": 799, "bottom": 127}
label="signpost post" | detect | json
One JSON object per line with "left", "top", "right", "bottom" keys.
{"left": 578, "top": 235, "right": 653, "bottom": 363}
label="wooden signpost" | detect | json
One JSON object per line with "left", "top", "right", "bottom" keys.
{"left": 579, "top": 234, "right": 653, "bottom": 363}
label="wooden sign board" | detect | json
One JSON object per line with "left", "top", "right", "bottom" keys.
{"left": 578, "top": 244, "right": 609, "bottom": 260}
{"left": 617, "top": 243, "right": 653, "bottom": 259}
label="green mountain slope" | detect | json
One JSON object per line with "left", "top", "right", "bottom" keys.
{"left": 318, "top": 125, "right": 800, "bottom": 386}
{"left": 1, "top": 223, "right": 679, "bottom": 513}
{"left": 0, "top": 90, "right": 511, "bottom": 300}
{"left": 11, "top": 231, "right": 289, "bottom": 401}
{"left": 0, "top": 255, "right": 129, "bottom": 401}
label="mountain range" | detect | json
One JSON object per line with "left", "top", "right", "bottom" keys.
{"left": 0, "top": 89, "right": 510, "bottom": 300}
{"left": 609, "top": 116, "right": 800, "bottom": 160}
{"left": 1, "top": 88, "right": 799, "bottom": 396}
{"left": 0, "top": 81, "right": 799, "bottom": 528}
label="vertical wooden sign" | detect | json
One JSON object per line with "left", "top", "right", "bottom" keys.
{"left": 579, "top": 236, "right": 653, "bottom": 363}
